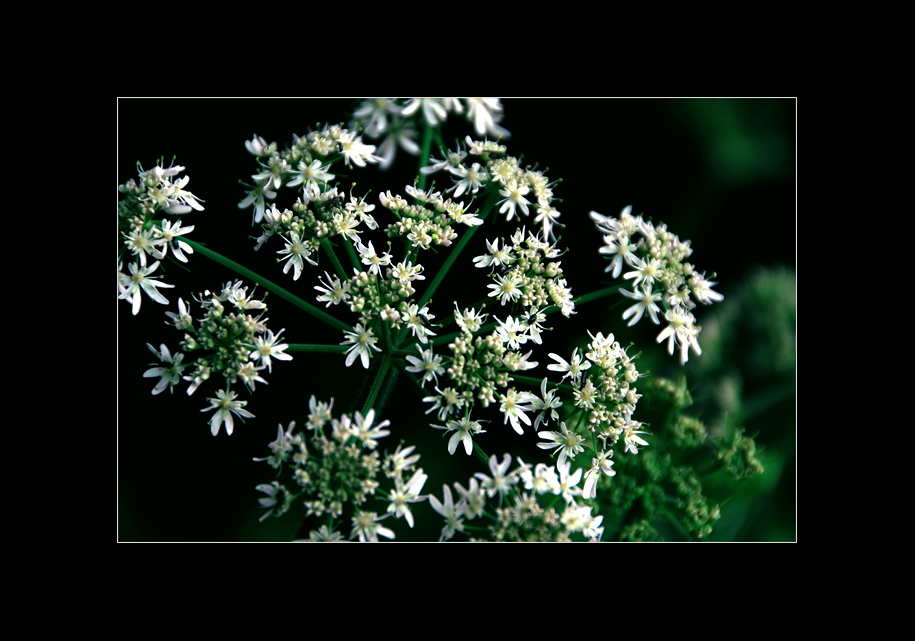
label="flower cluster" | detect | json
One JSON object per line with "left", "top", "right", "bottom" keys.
{"left": 143, "top": 280, "right": 291, "bottom": 435}
{"left": 118, "top": 160, "right": 201, "bottom": 315}
{"left": 424, "top": 135, "right": 564, "bottom": 242}
{"left": 378, "top": 184, "right": 482, "bottom": 251}
{"left": 240, "top": 125, "right": 380, "bottom": 222}
{"left": 242, "top": 134, "right": 382, "bottom": 279}
{"left": 253, "top": 397, "right": 427, "bottom": 541}
{"left": 351, "top": 98, "right": 510, "bottom": 170}
{"left": 592, "top": 205, "right": 723, "bottom": 364}
{"left": 475, "top": 226, "right": 575, "bottom": 318}
{"left": 426, "top": 453, "right": 604, "bottom": 542}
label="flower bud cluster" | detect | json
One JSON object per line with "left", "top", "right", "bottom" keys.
{"left": 478, "top": 226, "right": 575, "bottom": 318}
{"left": 254, "top": 398, "right": 427, "bottom": 541}
{"left": 379, "top": 184, "right": 482, "bottom": 251}
{"left": 592, "top": 205, "right": 723, "bottom": 364}
{"left": 425, "top": 453, "right": 605, "bottom": 542}
{"left": 143, "top": 280, "right": 291, "bottom": 435}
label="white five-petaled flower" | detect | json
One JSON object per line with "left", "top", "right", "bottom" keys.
{"left": 495, "top": 315, "right": 528, "bottom": 350}
{"left": 428, "top": 484, "right": 465, "bottom": 541}
{"left": 341, "top": 323, "right": 382, "bottom": 369}
{"left": 250, "top": 329, "right": 292, "bottom": 373}
{"left": 547, "top": 348, "right": 591, "bottom": 386}
{"left": 314, "top": 271, "right": 350, "bottom": 307}
{"left": 474, "top": 453, "right": 518, "bottom": 500}
{"left": 357, "top": 240, "right": 393, "bottom": 276}
{"left": 337, "top": 131, "right": 381, "bottom": 168}
{"left": 656, "top": 307, "right": 702, "bottom": 364}
{"left": 537, "top": 421, "right": 585, "bottom": 469}
{"left": 351, "top": 408, "right": 391, "bottom": 449}
{"left": 201, "top": 389, "right": 255, "bottom": 436}
{"left": 350, "top": 510, "right": 395, "bottom": 542}
{"left": 278, "top": 232, "right": 318, "bottom": 281}
{"left": 498, "top": 179, "right": 531, "bottom": 222}
{"left": 598, "top": 233, "right": 638, "bottom": 278}
{"left": 487, "top": 272, "right": 523, "bottom": 305}
{"left": 464, "top": 98, "right": 511, "bottom": 138}
{"left": 405, "top": 344, "right": 445, "bottom": 385}
{"left": 153, "top": 219, "right": 195, "bottom": 263}
{"left": 499, "top": 388, "right": 536, "bottom": 435}
{"left": 403, "top": 303, "right": 436, "bottom": 344}
{"left": 118, "top": 260, "right": 174, "bottom": 315}
{"left": 433, "top": 415, "right": 485, "bottom": 456}
{"left": 554, "top": 461, "right": 583, "bottom": 505}
{"left": 143, "top": 343, "right": 185, "bottom": 395}
{"left": 386, "top": 468, "right": 428, "bottom": 528}
{"left": 527, "top": 377, "right": 563, "bottom": 431}
{"left": 473, "top": 237, "right": 514, "bottom": 270}
{"left": 620, "top": 284, "right": 663, "bottom": 326}
{"left": 255, "top": 481, "right": 290, "bottom": 522}
{"left": 285, "top": 159, "right": 335, "bottom": 197}
{"left": 448, "top": 162, "right": 488, "bottom": 197}
{"left": 582, "top": 450, "right": 616, "bottom": 499}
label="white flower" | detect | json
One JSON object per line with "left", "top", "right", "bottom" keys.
{"left": 428, "top": 484, "right": 465, "bottom": 541}
{"left": 238, "top": 179, "right": 277, "bottom": 225}
{"left": 464, "top": 98, "right": 510, "bottom": 138}
{"left": 278, "top": 232, "right": 317, "bottom": 281}
{"left": 537, "top": 422, "right": 584, "bottom": 469}
{"left": 250, "top": 329, "right": 292, "bottom": 373}
{"left": 285, "top": 159, "right": 335, "bottom": 198}
{"left": 598, "top": 233, "right": 638, "bottom": 278}
{"left": 656, "top": 307, "right": 702, "bottom": 364}
{"left": 351, "top": 409, "right": 391, "bottom": 449}
{"left": 401, "top": 98, "right": 449, "bottom": 126}
{"left": 487, "top": 272, "right": 523, "bottom": 306}
{"left": 341, "top": 323, "right": 382, "bottom": 369}
{"left": 495, "top": 315, "right": 528, "bottom": 351}
{"left": 403, "top": 303, "right": 436, "bottom": 344}
{"left": 473, "top": 237, "right": 514, "bottom": 270}
{"left": 582, "top": 450, "right": 615, "bottom": 499}
{"left": 314, "top": 271, "right": 350, "bottom": 307}
{"left": 623, "top": 255, "right": 663, "bottom": 290}
{"left": 255, "top": 481, "right": 289, "bottom": 522}
{"left": 497, "top": 179, "right": 531, "bottom": 221}
{"left": 546, "top": 348, "right": 591, "bottom": 386}
{"left": 454, "top": 303, "right": 487, "bottom": 334}
{"left": 153, "top": 219, "right": 195, "bottom": 263}
{"left": 691, "top": 272, "right": 724, "bottom": 305}
{"left": 527, "top": 377, "right": 563, "bottom": 430}
{"left": 554, "top": 461, "right": 583, "bottom": 504}
{"left": 245, "top": 134, "right": 271, "bottom": 156}
{"left": 448, "top": 162, "right": 488, "bottom": 197}
{"left": 143, "top": 343, "right": 185, "bottom": 395}
{"left": 622, "top": 422, "right": 650, "bottom": 455}
{"left": 422, "top": 386, "right": 465, "bottom": 422}
{"left": 433, "top": 415, "right": 485, "bottom": 456}
{"left": 201, "top": 389, "right": 255, "bottom": 436}
{"left": 337, "top": 131, "right": 381, "bottom": 168}
{"left": 405, "top": 344, "right": 445, "bottom": 386}
{"left": 499, "top": 388, "right": 535, "bottom": 435}
{"left": 620, "top": 284, "right": 663, "bottom": 326}
{"left": 474, "top": 453, "right": 518, "bottom": 500}
{"left": 118, "top": 260, "right": 174, "bottom": 315}
{"left": 350, "top": 510, "right": 395, "bottom": 542}
{"left": 386, "top": 468, "right": 428, "bottom": 528}
{"left": 356, "top": 240, "right": 393, "bottom": 276}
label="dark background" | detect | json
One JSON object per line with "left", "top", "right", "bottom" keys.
{"left": 118, "top": 98, "right": 795, "bottom": 541}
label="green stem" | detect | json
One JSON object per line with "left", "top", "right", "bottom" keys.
{"left": 320, "top": 237, "right": 348, "bottom": 281}
{"left": 286, "top": 344, "right": 348, "bottom": 354}
{"left": 569, "top": 285, "right": 622, "bottom": 308}
{"left": 418, "top": 188, "right": 499, "bottom": 310}
{"left": 362, "top": 354, "right": 393, "bottom": 416}
{"left": 184, "top": 238, "right": 352, "bottom": 334}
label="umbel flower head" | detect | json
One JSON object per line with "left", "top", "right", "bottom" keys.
{"left": 592, "top": 205, "right": 723, "bottom": 364}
